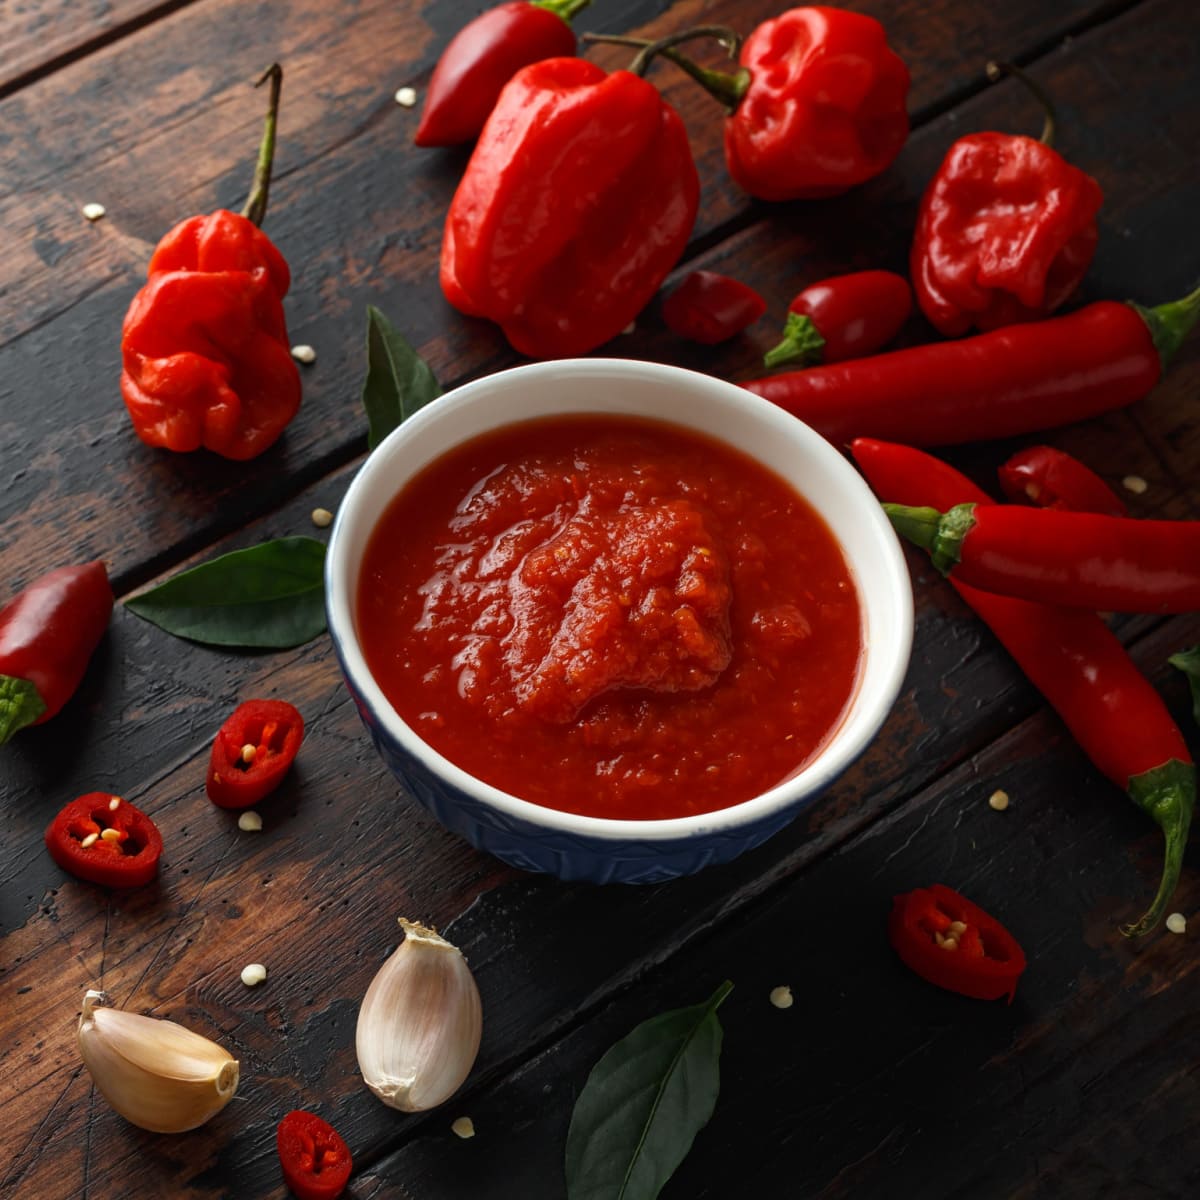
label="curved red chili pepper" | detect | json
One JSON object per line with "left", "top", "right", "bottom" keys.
{"left": 414, "top": 0, "right": 588, "bottom": 147}
{"left": 661, "top": 271, "right": 766, "bottom": 344}
{"left": 206, "top": 699, "right": 305, "bottom": 809}
{"left": 0, "top": 561, "right": 113, "bottom": 745}
{"left": 889, "top": 885, "right": 1027, "bottom": 1002}
{"left": 998, "top": 446, "right": 1128, "bottom": 517}
{"left": 744, "top": 288, "right": 1200, "bottom": 447}
{"left": 852, "top": 437, "right": 1193, "bottom": 936}
{"left": 276, "top": 1110, "right": 352, "bottom": 1200}
{"left": 45, "top": 794, "right": 163, "bottom": 888}
{"left": 763, "top": 270, "right": 912, "bottom": 368}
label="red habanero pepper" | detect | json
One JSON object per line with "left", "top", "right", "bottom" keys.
{"left": 661, "top": 271, "right": 767, "bottom": 344}
{"left": 276, "top": 1110, "right": 352, "bottom": 1200}
{"left": 206, "top": 699, "right": 304, "bottom": 809}
{"left": 120, "top": 65, "right": 301, "bottom": 461}
{"left": 999, "top": 446, "right": 1128, "bottom": 517}
{"left": 0, "top": 561, "right": 113, "bottom": 745}
{"left": 440, "top": 57, "right": 699, "bottom": 358}
{"left": 889, "top": 885, "right": 1027, "bottom": 1002}
{"left": 45, "top": 794, "right": 163, "bottom": 888}
{"left": 852, "top": 437, "right": 1194, "bottom": 936}
{"left": 743, "top": 285, "right": 1200, "bottom": 448}
{"left": 763, "top": 270, "right": 912, "bottom": 368}
{"left": 414, "top": 0, "right": 590, "bottom": 147}
{"left": 912, "top": 63, "right": 1102, "bottom": 336}
{"left": 885, "top": 502, "right": 1200, "bottom": 614}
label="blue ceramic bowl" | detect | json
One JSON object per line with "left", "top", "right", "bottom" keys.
{"left": 326, "top": 359, "right": 913, "bottom": 884}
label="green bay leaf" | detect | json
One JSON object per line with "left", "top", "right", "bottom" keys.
{"left": 362, "top": 305, "right": 442, "bottom": 450}
{"left": 0, "top": 674, "right": 47, "bottom": 745}
{"left": 1168, "top": 645, "right": 1200, "bottom": 726}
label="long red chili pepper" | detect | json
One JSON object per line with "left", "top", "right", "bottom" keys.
{"left": 885, "top": 503, "right": 1200, "bottom": 613}
{"left": 852, "top": 437, "right": 1194, "bottom": 937}
{"left": 743, "top": 286, "right": 1200, "bottom": 447}
{"left": 0, "top": 561, "right": 113, "bottom": 745}
{"left": 998, "top": 446, "right": 1128, "bottom": 517}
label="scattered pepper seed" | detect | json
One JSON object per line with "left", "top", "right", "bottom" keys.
{"left": 82, "top": 202, "right": 106, "bottom": 222}
{"left": 621, "top": 321, "right": 636, "bottom": 335}
{"left": 451, "top": 1116, "right": 475, "bottom": 1139}
{"left": 100, "top": 828, "right": 122, "bottom": 842}
{"left": 1122, "top": 474, "right": 1148, "bottom": 495}
{"left": 768, "top": 985, "right": 793, "bottom": 1010}
{"left": 988, "top": 789, "right": 1010, "bottom": 812}
{"left": 240, "top": 963, "right": 268, "bottom": 987}
{"left": 311, "top": 507, "right": 334, "bottom": 528}
{"left": 1166, "top": 912, "right": 1187, "bottom": 935}
{"left": 108, "top": 796, "right": 121, "bottom": 811}
{"left": 80, "top": 832, "right": 99, "bottom": 849}
{"left": 290, "top": 344, "right": 317, "bottom": 364}
{"left": 395, "top": 87, "right": 418, "bottom": 108}
{"left": 237, "top": 811, "right": 263, "bottom": 832}
{"left": 240, "top": 743, "right": 257, "bottom": 764}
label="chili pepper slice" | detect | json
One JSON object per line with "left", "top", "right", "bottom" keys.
{"left": 885, "top": 502, "right": 1200, "bottom": 614}
{"left": 0, "top": 561, "right": 113, "bottom": 745}
{"left": 414, "top": 0, "right": 589, "bottom": 147}
{"left": 206, "top": 699, "right": 304, "bottom": 809}
{"left": 276, "top": 1110, "right": 352, "bottom": 1200}
{"left": 889, "top": 885, "right": 1027, "bottom": 1002}
{"left": 998, "top": 446, "right": 1128, "bottom": 517}
{"left": 45, "top": 794, "right": 163, "bottom": 888}
{"left": 852, "top": 437, "right": 1194, "bottom": 936}
{"left": 763, "top": 270, "right": 912, "bottom": 368}
{"left": 661, "top": 271, "right": 766, "bottom": 344}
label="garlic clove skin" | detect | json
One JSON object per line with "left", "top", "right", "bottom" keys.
{"left": 77, "top": 990, "right": 239, "bottom": 1133}
{"left": 356, "top": 918, "right": 483, "bottom": 1113}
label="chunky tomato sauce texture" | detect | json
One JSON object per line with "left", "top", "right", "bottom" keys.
{"left": 357, "top": 415, "right": 862, "bottom": 820}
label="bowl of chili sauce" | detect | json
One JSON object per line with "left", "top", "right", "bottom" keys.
{"left": 326, "top": 359, "right": 913, "bottom": 883}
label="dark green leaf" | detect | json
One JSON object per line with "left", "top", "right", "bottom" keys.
{"left": 565, "top": 981, "right": 733, "bottom": 1200}
{"left": 362, "top": 305, "right": 442, "bottom": 450}
{"left": 0, "top": 674, "right": 47, "bottom": 745}
{"left": 1168, "top": 645, "right": 1200, "bottom": 726}
{"left": 125, "top": 537, "right": 327, "bottom": 649}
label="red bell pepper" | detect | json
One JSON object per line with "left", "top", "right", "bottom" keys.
{"left": 440, "top": 56, "right": 699, "bottom": 358}
{"left": 276, "top": 1110, "right": 352, "bottom": 1200}
{"left": 120, "top": 65, "right": 301, "bottom": 461}
{"left": 763, "top": 270, "right": 912, "bottom": 368}
{"left": 206, "top": 699, "right": 304, "bottom": 809}
{"left": 414, "top": 0, "right": 589, "bottom": 147}
{"left": 912, "top": 62, "right": 1102, "bottom": 336}
{"left": 889, "top": 885, "right": 1027, "bottom": 1002}
{"left": 998, "top": 446, "right": 1128, "bottom": 517}
{"left": 853, "top": 437, "right": 1194, "bottom": 936}
{"left": 661, "top": 271, "right": 766, "bottom": 344}
{"left": 45, "top": 794, "right": 163, "bottom": 888}
{"left": 0, "top": 561, "right": 113, "bottom": 745}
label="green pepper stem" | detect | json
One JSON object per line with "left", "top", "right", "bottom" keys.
{"left": 1130, "top": 284, "right": 1200, "bottom": 371}
{"left": 883, "top": 502, "right": 976, "bottom": 576}
{"left": 986, "top": 60, "right": 1057, "bottom": 147}
{"left": 1121, "top": 759, "right": 1195, "bottom": 937}
{"left": 241, "top": 63, "right": 283, "bottom": 228}
{"left": 763, "top": 313, "right": 827, "bottom": 369}
{"left": 532, "top": 0, "right": 590, "bottom": 21}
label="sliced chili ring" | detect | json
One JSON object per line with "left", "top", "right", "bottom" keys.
{"left": 206, "top": 698, "right": 304, "bottom": 809}
{"left": 44, "top": 793, "right": 163, "bottom": 888}
{"left": 276, "top": 1109, "right": 352, "bottom": 1200}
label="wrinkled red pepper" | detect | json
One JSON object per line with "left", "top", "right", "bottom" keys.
{"left": 276, "top": 1110, "right": 352, "bottom": 1200}
{"left": 999, "top": 446, "right": 1128, "bottom": 517}
{"left": 889, "top": 885, "right": 1027, "bottom": 1002}
{"left": 120, "top": 65, "right": 301, "bottom": 461}
{"left": 440, "top": 57, "right": 699, "bottom": 358}
{"left": 912, "top": 62, "right": 1103, "bottom": 335}
{"left": 206, "top": 699, "right": 305, "bottom": 809}
{"left": 414, "top": 0, "right": 589, "bottom": 147}
{"left": 853, "top": 438, "right": 1194, "bottom": 936}
{"left": 661, "top": 271, "right": 766, "bottom": 344}
{"left": 0, "top": 561, "right": 113, "bottom": 745}
{"left": 45, "top": 794, "right": 163, "bottom": 888}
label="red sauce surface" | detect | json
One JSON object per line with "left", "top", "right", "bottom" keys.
{"left": 357, "top": 415, "right": 862, "bottom": 820}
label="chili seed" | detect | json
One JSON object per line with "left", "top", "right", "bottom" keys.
{"left": 290, "top": 344, "right": 316, "bottom": 364}
{"left": 80, "top": 832, "right": 99, "bottom": 849}
{"left": 769, "top": 985, "right": 793, "bottom": 1010}
{"left": 238, "top": 811, "right": 263, "bottom": 832}
{"left": 108, "top": 796, "right": 121, "bottom": 810}
{"left": 240, "top": 963, "right": 268, "bottom": 987}
{"left": 82, "top": 202, "right": 106, "bottom": 221}
{"left": 948, "top": 921, "right": 967, "bottom": 934}
{"left": 988, "top": 789, "right": 1010, "bottom": 812}
{"left": 241, "top": 744, "right": 257, "bottom": 764}
{"left": 311, "top": 507, "right": 334, "bottom": 528}
{"left": 100, "top": 828, "right": 122, "bottom": 842}
{"left": 1122, "top": 474, "right": 1148, "bottom": 495}
{"left": 942, "top": 938, "right": 959, "bottom": 951}
{"left": 451, "top": 1117, "right": 475, "bottom": 1139}
{"left": 1166, "top": 912, "right": 1187, "bottom": 935}
{"left": 395, "top": 86, "right": 418, "bottom": 108}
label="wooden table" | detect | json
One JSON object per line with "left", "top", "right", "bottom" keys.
{"left": 2, "top": 1, "right": 1198, "bottom": 1196}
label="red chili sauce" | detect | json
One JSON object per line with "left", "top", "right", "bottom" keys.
{"left": 357, "top": 415, "right": 862, "bottom": 820}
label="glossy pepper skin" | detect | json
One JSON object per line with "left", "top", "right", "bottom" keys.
{"left": 661, "top": 271, "right": 766, "bottom": 344}
{"left": 999, "top": 445, "right": 1127, "bottom": 517}
{"left": 853, "top": 437, "right": 1194, "bottom": 936}
{"left": 414, "top": 0, "right": 588, "bottom": 147}
{"left": 276, "top": 1110, "right": 352, "bottom": 1200}
{"left": 206, "top": 699, "right": 304, "bottom": 809}
{"left": 45, "top": 794, "right": 163, "bottom": 888}
{"left": 886, "top": 502, "right": 1200, "bottom": 614}
{"left": 0, "top": 561, "right": 113, "bottom": 745}
{"left": 725, "top": 8, "right": 910, "bottom": 201}
{"left": 889, "top": 885, "right": 1026, "bottom": 1002}
{"left": 440, "top": 57, "right": 699, "bottom": 358}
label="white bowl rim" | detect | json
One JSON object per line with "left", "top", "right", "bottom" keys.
{"left": 326, "top": 357, "right": 913, "bottom": 843}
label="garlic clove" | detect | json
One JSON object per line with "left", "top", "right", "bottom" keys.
{"left": 77, "top": 989, "right": 239, "bottom": 1133}
{"left": 356, "top": 918, "right": 482, "bottom": 1113}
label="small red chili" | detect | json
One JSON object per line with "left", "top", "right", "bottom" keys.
{"left": 661, "top": 271, "right": 766, "bottom": 344}
{"left": 276, "top": 1110, "right": 352, "bottom": 1200}
{"left": 998, "top": 446, "right": 1128, "bottom": 517}
{"left": 45, "top": 794, "right": 163, "bottom": 888}
{"left": 763, "top": 270, "right": 912, "bottom": 368}
{"left": 206, "top": 699, "right": 304, "bottom": 809}
{"left": 889, "top": 884, "right": 1027, "bottom": 1002}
